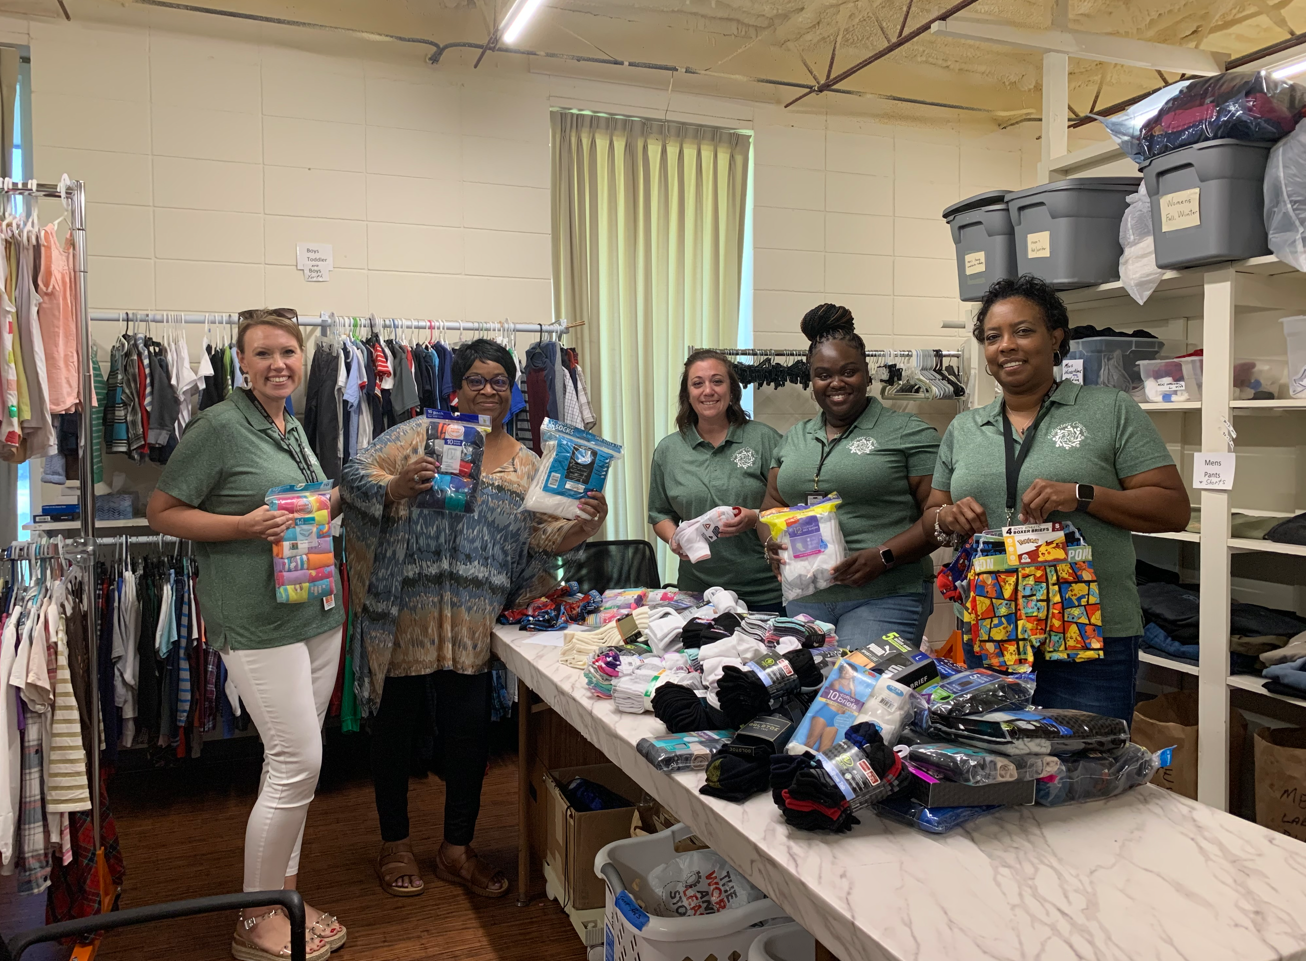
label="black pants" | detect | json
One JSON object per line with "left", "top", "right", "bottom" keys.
{"left": 371, "top": 670, "right": 491, "bottom": 846}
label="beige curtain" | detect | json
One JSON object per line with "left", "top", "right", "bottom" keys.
{"left": 551, "top": 109, "right": 751, "bottom": 558}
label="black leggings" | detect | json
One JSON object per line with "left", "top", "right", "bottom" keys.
{"left": 370, "top": 670, "right": 491, "bottom": 846}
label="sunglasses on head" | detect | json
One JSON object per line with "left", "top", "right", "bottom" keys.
{"left": 238, "top": 307, "right": 299, "bottom": 322}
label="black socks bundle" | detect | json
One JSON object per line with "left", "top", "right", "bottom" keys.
{"left": 716, "top": 650, "right": 825, "bottom": 728}
{"left": 769, "top": 722, "right": 911, "bottom": 832}
{"left": 652, "top": 682, "right": 734, "bottom": 733}
{"left": 700, "top": 752, "right": 771, "bottom": 802}
{"left": 680, "top": 613, "right": 741, "bottom": 649}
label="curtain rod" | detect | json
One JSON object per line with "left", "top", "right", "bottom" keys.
{"left": 689, "top": 347, "right": 963, "bottom": 359}
{"left": 88, "top": 312, "right": 571, "bottom": 337}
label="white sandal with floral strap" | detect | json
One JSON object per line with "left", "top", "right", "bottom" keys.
{"left": 231, "top": 909, "right": 331, "bottom": 961}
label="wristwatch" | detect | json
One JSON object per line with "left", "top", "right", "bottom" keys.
{"left": 878, "top": 546, "right": 896, "bottom": 569}
{"left": 1076, "top": 483, "right": 1095, "bottom": 513}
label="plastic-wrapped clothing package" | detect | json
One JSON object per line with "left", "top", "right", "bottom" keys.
{"left": 907, "top": 744, "right": 1060, "bottom": 786}
{"left": 636, "top": 731, "right": 733, "bottom": 771}
{"left": 644, "top": 850, "right": 767, "bottom": 918}
{"left": 1265, "top": 124, "right": 1306, "bottom": 272}
{"left": 927, "top": 670, "right": 1037, "bottom": 719}
{"left": 1119, "top": 181, "right": 1165, "bottom": 305}
{"left": 522, "top": 417, "right": 622, "bottom": 519}
{"left": 673, "top": 506, "right": 743, "bottom": 563}
{"left": 413, "top": 411, "right": 491, "bottom": 513}
{"left": 267, "top": 481, "right": 335, "bottom": 604}
{"left": 873, "top": 797, "right": 1003, "bottom": 835}
{"left": 760, "top": 496, "right": 848, "bottom": 603}
{"left": 854, "top": 673, "right": 915, "bottom": 746}
{"left": 930, "top": 708, "right": 1130, "bottom": 756}
{"left": 1035, "top": 744, "right": 1167, "bottom": 807}
{"left": 787, "top": 656, "right": 878, "bottom": 755}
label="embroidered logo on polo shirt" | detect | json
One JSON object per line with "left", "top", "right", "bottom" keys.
{"left": 1052, "top": 422, "right": 1088, "bottom": 449}
{"left": 733, "top": 447, "right": 757, "bottom": 469}
{"left": 848, "top": 437, "right": 878, "bottom": 455}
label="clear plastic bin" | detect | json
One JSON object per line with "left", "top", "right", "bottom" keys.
{"left": 1234, "top": 360, "right": 1283, "bottom": 400}
{"left": 1065, "top": 336, "right": 1165, "bottom": 392}
{"left": 1138, "top": 358, "right": 1200, "bottom": 402}
{"left": 1283, "top": 316, "right": 1306, "bottom": 397}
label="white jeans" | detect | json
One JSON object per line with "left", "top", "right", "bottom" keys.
{"left": 221, "top": 627, "right": 340, "bottom": 892}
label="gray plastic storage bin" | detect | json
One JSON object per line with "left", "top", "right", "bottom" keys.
{"left": 1005, "top": 177, "right": 1141, "bottom": 289}
{"left": 1064, "top": 336, "right": 1164, "bottom": 393}
{"left": 1141, "top": 138, "right": 1272, "bottom": 269}
{"left": 943, "top": 190, "right": 1017, "bottom": 302}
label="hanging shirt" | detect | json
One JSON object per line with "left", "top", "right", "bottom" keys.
{"left": 36, "top": 223, "right": 80, "bottom": 414}
{"left": 0, "top": 611, "right": 21, "bottom": 869}
{"left": 15, "top": 239, "right": 55, "bottom": 458}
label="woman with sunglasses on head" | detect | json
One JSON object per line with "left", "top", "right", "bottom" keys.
{"left": 758, "top": 304, "right": 942, "bottom": 650}
{"left": 342, "top": 338, "right": 607, "bottom": 901}
{"left": 920, "top": 275, "right": 1189, "bottom": 723}
{"left": 648, "top": 350, "right": 784, "bottom": 612}
{"left": 148, "top": 308, "right": 347, "bottom": 961}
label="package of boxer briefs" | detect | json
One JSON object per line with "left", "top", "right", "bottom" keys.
{"left": 414, "top": 411, "right": 491, "bottom": 514}
{"left": 267, "top": 480, "right": 336, "bottom": 604}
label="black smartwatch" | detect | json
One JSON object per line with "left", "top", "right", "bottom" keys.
{"left": 878, "top": 546, "right": 896, "bottom": 569}
{"left": 1076, "top": 483, "right": 1095, "bottom": 513}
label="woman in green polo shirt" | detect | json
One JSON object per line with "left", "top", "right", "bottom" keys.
{"left": 761, "top": 305, "right": 942, "bottom": 649}
{"left": 648, "top": 350, "right": 784, "bottom": 611}
{"left": 924, "top": 275, "right": 1190, "bottom": 723}
{"left": 148, "top": 309, "right": 345, "bottom": 961}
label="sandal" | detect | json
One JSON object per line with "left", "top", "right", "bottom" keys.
{"left": 309, "top": 911, "right": 347, "bottom": 953}
{"left": 434, "top": 843, "right": 509, "bottom": 899}
{"left": 376, "top": 839, "right": 425, "bottom": 898}
{"left": 231, "top": 909, "right": 331, "bottom": 961}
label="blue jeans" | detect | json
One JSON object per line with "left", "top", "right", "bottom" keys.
{"left": 964, "top": 634, "right": 1141, "bottom": 726}
{"left": 786, "top": 586, "right": 933, "bottom": 651}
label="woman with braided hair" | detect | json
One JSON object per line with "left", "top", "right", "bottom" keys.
{"left": 758, "top": 304, "right": 941, "bottom": 650}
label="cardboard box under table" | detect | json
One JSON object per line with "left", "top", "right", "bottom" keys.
{"left": 544, "top": 763, "right": 647, "bottom": 910}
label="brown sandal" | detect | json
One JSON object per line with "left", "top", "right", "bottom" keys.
{"left": 376, "top": 840, "right": 425, "bottom": 898}
{"left": 434, "top": 844, "right": 509, "bottom": 898}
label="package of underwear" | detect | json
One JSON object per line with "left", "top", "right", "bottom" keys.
{"left": 907, "top": 743, "right": 1060, "bottom": 786}
{"left": 873, "top": 796, "right": 1003, "bottom": 835}
{"left": 636, "top": 731, "right": 732, "bottom": 772}
{"left": 1035, "top": 744, "right": 1169, "bottom": 806}
{"left": 927, "top": 670, "right": 1037, "bottom": 719}
{"left": 522, "top": 418, "right": 623, "bottom": 519}
{"left": 787, "top": 656, "right": 878, "bottom": 755}
{"left": 266, "top": 481, "right": 336, "bottom": 604}
{"left": 853, "top": 673, "right": 916, "bottom": 746}
{"left": 930, "top": 708, "right": 1131, "bottom": 757}
{"left": 413, "top": 411, "right": 491, "bottom": 513}
{"left": 760, "top": 495, "right": 848, "bottom": 603}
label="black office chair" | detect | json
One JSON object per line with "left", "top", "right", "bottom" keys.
{"left": 561, "top": 539, "right": 663, "bottom": 594}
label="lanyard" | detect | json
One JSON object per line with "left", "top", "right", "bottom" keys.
{"left": 812, "top": 403, "right": 867, "bottom": 491}
{"left": 243, "top": 389, "right": 320, "bottom": 484}
{"left": 1001, "top": 398, "right": 1055, "bottom": 525}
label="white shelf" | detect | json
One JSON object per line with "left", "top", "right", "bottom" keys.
{"left": 1135, "top": 530, "right": 1200, "bottom": 543}
{"left": 1230, "top": 399, "right": 1306, "bottom": 411}
{"left": 22, "top": 518, "right": 151, "bottom": 533}
{"left": 1060, "top": 254, "right": 1302, "bottom": 307}
{"left": 1227, "top": 673, "right": 1306, "bottom": 709}
{"left": 1228, "top": 537, "right": 1306, "bottom": 557}
{"left": 1140, "top": 402, "right": 1200, "bottom": 411}
{"left": 1140, "top": 651, "right": 1199, "bottom": 675}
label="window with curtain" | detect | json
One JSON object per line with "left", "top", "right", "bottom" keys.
{"left": 551, "top": 109, "right": 752, "bottom": 576}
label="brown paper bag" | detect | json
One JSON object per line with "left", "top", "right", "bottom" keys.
{"left": 1132, "top": 691, "right": 1246, "bottom": 803}
{"left": 1254, "top": 726, "right": 1306, "bottom": 844}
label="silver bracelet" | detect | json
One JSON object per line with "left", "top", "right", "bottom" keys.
{"left": 933, "top": 506, "right": 962, "bottom": 548}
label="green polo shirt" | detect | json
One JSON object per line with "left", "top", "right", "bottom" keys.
{"left": 933, "top": 380, "right": 1174, "bottom": 637}
{"left": 772, "top": 398, "right": 940, "bottom": 604}
{"left": 648, "top": 419, "right": 783, "bottom": 607}
{"left": 156, "top": 390, "right": 345, "bottom": 652}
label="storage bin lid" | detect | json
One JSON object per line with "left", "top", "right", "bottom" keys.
{"left": 942, "top": 189, "right": 1010, "bottom": 221}
{"left": 1138, "top": 137, "right": 1274, "bottom": 170}
{"left": 1005, "top": 177, "right": 1142, "bottom": 204}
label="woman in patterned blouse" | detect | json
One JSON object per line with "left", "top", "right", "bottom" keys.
{"left": 342, "top": 338, "right": 606, "bottom": 900}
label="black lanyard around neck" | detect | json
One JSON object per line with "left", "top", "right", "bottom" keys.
{"left": 1000, "top": 393, "right": 1056, "bottom": 525}
{"left": 244, "top": 389, "right": 320, "bottom": 484}
{"left": 813, "top": 401, "right": 868, "bottom": 491}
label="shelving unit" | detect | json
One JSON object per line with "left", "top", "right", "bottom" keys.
{"left": 1228, "top": 674, "right": 1306, "bottom": 710}
{"left": 1140, "top": 650, "right": 1199, "bottom": 675}
{"left": 1135, "top": 530, "right": 1201, "bottom": 543}
{"left": 22, "top": 518, "right": 152, "bottom": 533}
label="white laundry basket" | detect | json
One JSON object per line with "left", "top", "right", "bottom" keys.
{"left": 749, "top": 922, "right": 816, "bottom": 961}
{"left": 595, "top": 823, "right": 791, "bottom": 961}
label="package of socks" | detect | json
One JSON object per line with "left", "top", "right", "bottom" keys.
{"left": 673, "top": 506, "right": 744, "bottom": 563}
{"left": 636, "top": 731, "right": 733, "bottom": 772}
{"left": 787, "top": 656, "right": 878, "bottom": 755}
{"left": 873, "top": 796, "right": 1003, "bottom": 835}
{"left": 522, "top": 418, "right": 623, "bottom": 519}
{"left": 927, "top": 670, "right": 1037, "bottom": 718}
{"left": 267, "top": 481, "right": 336, "bottom": 604}
{"left": 904, "top": 760, "right": 1036, "bottom": 808}
{"left": 907, "top": 743, "right": 1060, "bottom": 786}
{"left": 760, "top": 496, "right": 848, "bottom": 603}
{"left": 413, "top": 411, "right": 491, "bottom": 513}
{"left": 861, "top": 632, "right": 940, "bottom": 691}
{"left": 930, "top": 708, "right": 1132, "bottom": 756}
{"left": 853, "top": 673, "right": 916, "bottom": 746}
{"left": 1035, "top": 743, "right": 1170, "bottom": 806}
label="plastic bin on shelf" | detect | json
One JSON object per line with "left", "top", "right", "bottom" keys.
{"left": 943, "top": 189, "right": 1017, "bottom": 303}
{"left": 1004, "top": 177, "right": 1141, "bottom": 289}
{"left": 1283, "top": 316, "right": 1306, "bottom": 398}
{"left": 1234, "top": 360, "right": 1283, "bottom": 400}
{"left": 596, "top": 823, "right": 791, "bottom": 961}
{"left": 1139, "top": 358, "right": 1201, "bottom": 402}
{"left": 1064, "top": 336, "right": 1165, "bottom": 393}
{"left": 1141, "top": 139, "right": 1273, "bottom": 269}
{"left": 749, "top": 922, "right": 815, "bottom": 961}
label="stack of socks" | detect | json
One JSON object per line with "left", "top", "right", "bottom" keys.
{"left": 765, "top": 615, "right": 837, "bottom": 649}
{"left": 585, "top": 647, "right": 647, "bottom": 698}
{"left": 559, "top": 607, "right": 653, "bottom": 668}
{"left": 499, "top": 582, "right": 604, "bottom": 631}
{"left": 704, "top": 586, "right": 748, "bottom": 615}
{"left": 770, "top": 723, "right": 910, "bottom": 832}
{"left": 270, "top": 489, "right": 334, "bottom": 604}
{"left": 613, "top": 656, "right": 702, "bottom": 713}
{"left": 716, "top": 650, "right": 825, "bottom": 728}
{"left": 646, "top": 607, "right": 686, "bottom": 655}
{"left": 652, "top": 682, "right": 733, "bottom": 733}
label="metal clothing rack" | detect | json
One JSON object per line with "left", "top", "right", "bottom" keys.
{"left": 88, "top": 311, "right": 571, "bottom": 339}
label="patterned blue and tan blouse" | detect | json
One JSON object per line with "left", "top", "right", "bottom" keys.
{"left": 342, "top": 419, "right": 572, "bottom": 715}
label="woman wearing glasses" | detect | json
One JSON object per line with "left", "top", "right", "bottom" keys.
{"left": 148, "top": 308, "right": 347, "bottom": 961}
{"left": 342, "top": 338, "right": 607, "bottom": 900}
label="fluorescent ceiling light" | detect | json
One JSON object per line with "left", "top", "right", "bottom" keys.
{"left": 501, "top": 0, "right": 548, "bottom": 44}
{"left": 1271, "top": 56, "right": 1306, "bottom": 80}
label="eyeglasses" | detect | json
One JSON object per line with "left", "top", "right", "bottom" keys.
{"left": 464, "top": 374, "right": 512, "bottom": 392}
{"left": 238, "top": 307, "right": 299, "bottom": 322}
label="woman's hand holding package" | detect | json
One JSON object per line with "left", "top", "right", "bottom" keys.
{"left": 239, "top": 505, "right": 295, "bottom": 543}
{"left": 716, "top": 507, "right": 759, "bottom": 537}
{"left": 939, "top": 497, "right": 989, "bottom": 538}
{"left": 386, "top": 455, "right": 441, "bottom": 502}
{"left": 1019, "top": 479, "right": 1079, "bottom": 524}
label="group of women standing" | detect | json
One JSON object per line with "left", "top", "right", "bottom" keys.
{"left": 141, "top": 273, "right": 1192, "bottom": 961}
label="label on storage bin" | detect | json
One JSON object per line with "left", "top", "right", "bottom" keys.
{"left": 1160, "top": 188, "right": 1201, "bottom": 231}
{"left": 1061, "top": 359, "right": 1084, "bottom": 385}
{"left": 964, "top": 250, "right": 986, "bottom": 275}
{"left": 1026, "top": 231, "right": 1051, "bottom": 259}
{"left": 1193, "top": 452, "right": 1235, "bottom": 491}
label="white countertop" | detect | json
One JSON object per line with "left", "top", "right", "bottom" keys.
{"left": 492, "top": 624, "right": 1306, "bottom": 961}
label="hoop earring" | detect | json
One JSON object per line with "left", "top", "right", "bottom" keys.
{"left": 1053, "top": 350, "right": 1063, "bottom": 366}
{"left": 984, "top": 364, "right": 995, "bottom": 377}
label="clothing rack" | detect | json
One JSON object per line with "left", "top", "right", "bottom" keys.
{"left": 686, "top": 346, "right": 962, "bottom": 359}
{"left": 89, "top": 312, "right": 571, "bottom": 339}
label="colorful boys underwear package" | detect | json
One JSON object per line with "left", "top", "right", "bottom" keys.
{"left": 413, "top": 411, "right": 491, "bottom": 513}
{"left": 267, "top": 480, "right": 336, "bottom": 605}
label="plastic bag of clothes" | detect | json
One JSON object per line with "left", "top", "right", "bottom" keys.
{"left": 1119, "top": 181, "right": 1165, "bottom": 304}
{"left": 1035, "top": 743, "right": 1169, "bottom": 806}
{"left": 1265, "top": 123, "right": 1306, "bottom": 271}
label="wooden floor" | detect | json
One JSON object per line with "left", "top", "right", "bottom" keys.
{"left": 2, "top": 737, "right": 586, "bottom": 961}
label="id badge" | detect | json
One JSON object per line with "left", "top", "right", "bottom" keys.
{"left": 1002, "top": 522, "right": 1068, "bottom": 566}
{"left": 806, "top": 491, "right": 829, "bottom": 505}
